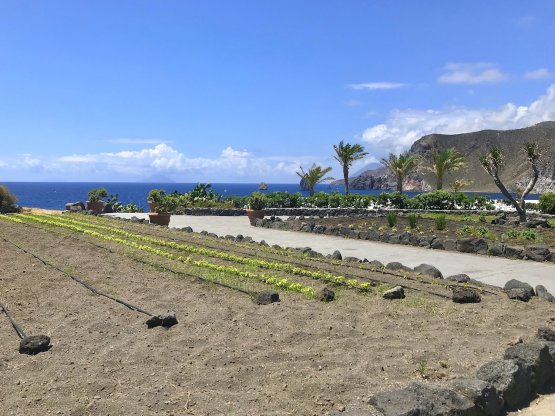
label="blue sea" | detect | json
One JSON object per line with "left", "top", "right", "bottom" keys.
{"left": 2, "top": 182, "right": 539, "bottom": 211}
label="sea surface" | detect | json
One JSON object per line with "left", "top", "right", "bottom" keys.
{"left": 2, "top": 182, "right": 539, "bottom": 211}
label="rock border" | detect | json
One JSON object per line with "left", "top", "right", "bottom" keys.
{"left": 254, "top": 217, "right": 555, "bottom": 264}
{"left": 366, "top": 329, "right": 555, "bottom": 415}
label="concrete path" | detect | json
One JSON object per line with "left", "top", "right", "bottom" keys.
{"left": 108, "top": 213, "right": 555, "bottom": 293}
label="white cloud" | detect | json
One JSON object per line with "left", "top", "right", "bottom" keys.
{"left": 438, "top": 62, "right": 508, "bottom": 84}
{"left": 348, "top": 82, "right": 407, "bottom": 90}
{"left": 220, "top": 147, "right": 251, "bottom": 158}
{"left": 361, "top": 84, "right": 555, "bottom": 154}
{"left": 524, "top": 68, "right": 554, "bottom": 80}
{"left": 0, "top": 144, "right": 320, "bottom": 182}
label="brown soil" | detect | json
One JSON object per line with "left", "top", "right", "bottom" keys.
{"left": 285, "top": 214, "right": 555, "bottom": 249}
{"left": 1, "top": 215, "right": 554, "bottom": 415}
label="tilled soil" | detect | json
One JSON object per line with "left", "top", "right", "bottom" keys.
{"left": 1, "top": 217, "right": 554, "bottom": 415}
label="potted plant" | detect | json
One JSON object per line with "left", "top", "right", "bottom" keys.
{"left": 86, "top": 188, "right": 108, "bottom": 214}
{"left": 147, "top": 189, "right": 166, "bottom": 213}
{"left": 149, "top": 194, "right": 178, "bottom": 226}
{"left": 246, "top": 192, "right": 267, "bottom": 225}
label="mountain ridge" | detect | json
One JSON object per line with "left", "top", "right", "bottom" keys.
{"left": 345, "top": 121, "right": 555, "bottom": 193}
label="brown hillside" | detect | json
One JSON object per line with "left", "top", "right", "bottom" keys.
{"left": 348, "top": 122, "right": 555, "bottom": 193}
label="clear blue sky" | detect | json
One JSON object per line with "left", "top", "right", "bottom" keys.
{"left": 1, "top": 0, "right": 554, "bottom": 182}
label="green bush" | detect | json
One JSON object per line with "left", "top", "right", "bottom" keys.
{"left": 435, "top": 214, "right": 447, "bottom": 231}
{"left": 87, "top": 187, "right": 108, "bottom": 202}
{"left": 0, "top": 184, "right": 18, "bottom": 213}
{"left": 156, "top": 194, "right": 182, "bottom": 213}
{"left": 147, "top": 189, "right": 166, "bottom": 203}
{"left": 377, "top": 192, "right": 410, "bottom": 209}
{"left": 248, "top": 192, "right": 267, "bottom": 210}
{"left": 386, "top": 212, "right": 397, "bottom": 228}
{"left": 538, "top": 192, "right": 555, "bottom": 214}
{"left": 407, "top": 213, "right": 418, "bottom": 229}
{"left": 113, "top": 202, "right": 144, "bottom": 213}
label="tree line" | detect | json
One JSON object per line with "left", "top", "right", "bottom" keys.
{"left": 296, "top": 140, "right": 541, "bottom": 221}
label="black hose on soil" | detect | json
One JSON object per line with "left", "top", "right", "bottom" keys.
{"left": 0, "top": 236, "right": 177, "bottom": 329}
{"left": 0, "top": 302, "right": 51, "bottom": 354}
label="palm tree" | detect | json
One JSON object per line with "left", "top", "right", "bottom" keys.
{"left": 427, "top": 148, "right": 466, "bottom": 190}
{"left": 296, "top": 164, "right": 334, "bottom": 196}
{"left": 380, "top": 152, "right": 419, "bottom": 193}
{"left": 332, "top": 140, "right": 368, "bottom": 195}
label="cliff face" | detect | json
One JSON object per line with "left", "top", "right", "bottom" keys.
{"left": 348, "top": 166, "right": 430, "bottom": 192}
{"left": 348, "top": 121, "right": 555, "bottom": 193}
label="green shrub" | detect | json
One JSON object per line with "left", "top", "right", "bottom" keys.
{"left": 114, "top": 202, "right": 144, "bottom": 213}
{"left": 435, "top": 214, "right": 446, "bottom": 231}
{"left": 147, "top": 189, "right": 166, "bottom": 203}
{"left": 478, "top": 213, "right": 487, "bottom": 223}
{"left": 306, "top": 192, "right": 330, "bottom": 208}
{"left": 386, "top": 212, "right": 397, "bottom": 228}
{"left": 0, "top": 184, "right": 18, "bottom": 213}
{"left": 538, "top": 192, "right": 555, "bottom": 214}
{"left": 248, "top": 192, "right": 267, "bottom": 210}
{"left": 407, "top": 213, "right": 418, "bottom": 229}
{"left": 87, "top": 187, "right": 108, "bottom": 202}
{"left": 156, "top": 194, "right": 181, "bottom": 213}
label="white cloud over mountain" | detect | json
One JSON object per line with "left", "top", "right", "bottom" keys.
{"left": 361, "top": 84, "right": 555, "bottom": 154}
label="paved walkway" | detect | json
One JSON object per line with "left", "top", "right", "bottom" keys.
{"left": 108, "top": 213, "right": 555, "bottom": 293}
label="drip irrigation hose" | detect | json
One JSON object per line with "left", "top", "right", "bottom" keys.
{"left": 0, "top": 302, "right": 51, "bottom": 354}
{"left": 0, "top": 234, "right": 177, "bottom": 328}
{"left": 6, "top": 219, "right": 256, "bottom": 298}
{"left": 0, "top": 303, "right": 27, "bottom": 339}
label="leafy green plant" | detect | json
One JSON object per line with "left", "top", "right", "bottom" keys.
{"left": 538, "top": 192, "right": 555, "bottom": 214}
{"left": 520, "top": 229, "right": 538, "bottom": 241}
{"left": 435, "top": 214, "right": 446, "bottom": 231}
{"left": 248, "top": 192, "right": 268, "bottom": 210}
{"left": 87, "top": 187, "right": 108, "bottom": 202}
{"left": 156, "top": 194, "right": 181, "bottom": 213}
{"left": 386, "top": 212, "right": 397, "bottom": 228}
{"left": 118, "top": 203, "right": 144, "bottom": 213}
{"left": 407, "top": 213, "right": 418, "bottom": 229}
{"left": 147, "top": 189, "right": 166, "bottom": 203}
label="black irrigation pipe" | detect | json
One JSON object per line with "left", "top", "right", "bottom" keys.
{"left": 6, "top": 219, "right": 255, "bottom": 299}
{"left": 0, "top": 234, "right": 177, "bottom": 328}
{"left": 0, "top": 302, "right": 27, "bottom": 339}
{"left": 0, "top": 302, "right": 51, "bottom": 355}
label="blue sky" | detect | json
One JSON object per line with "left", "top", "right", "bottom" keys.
{"left": 1, "top": 0, "right": 554, "bottom": 182}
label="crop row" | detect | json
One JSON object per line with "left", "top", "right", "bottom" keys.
{"left": 23, "top": 213, "right": 379, "bottom": 292}
{"left": 1, "top": 214, "right": 315, "bottom": 297}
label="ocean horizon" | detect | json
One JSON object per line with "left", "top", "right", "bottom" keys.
{"left": 3, "top": 182, "right": 540, "bottom": 211}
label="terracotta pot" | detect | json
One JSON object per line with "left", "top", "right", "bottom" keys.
{"left": 148, "top": 201, "right": 158, "bottom": 213}
{"left": 148, "top": 212, "right": 171, "bottom": 226}
{"left": 246, "top": 209, "right": 265, "bottom": 225}
{"left": 86, "top": 200, "right": 105, "bottom": 214}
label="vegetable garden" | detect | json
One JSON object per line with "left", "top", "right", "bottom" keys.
{"left": 1, "top": 212, "right": 554, "bottom": 415}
